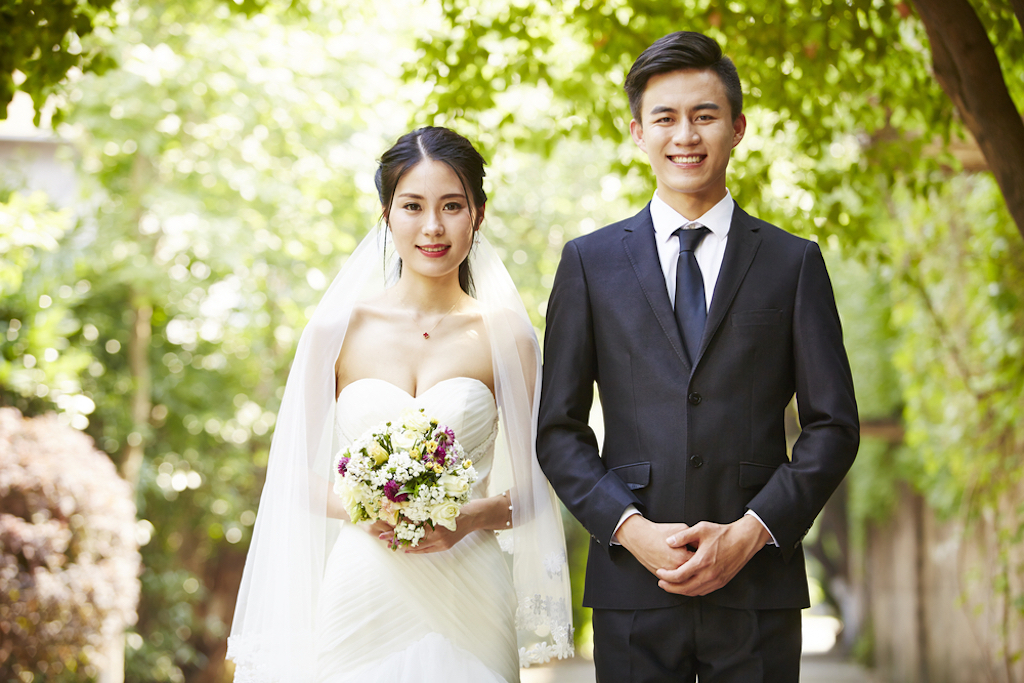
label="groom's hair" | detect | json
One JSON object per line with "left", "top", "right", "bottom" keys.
{"left": 624, "top": 31, "right": 743, "bottom": 123}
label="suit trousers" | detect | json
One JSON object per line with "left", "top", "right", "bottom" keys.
{"left": 592, "top": 599, "right": 801, "bottom": 683}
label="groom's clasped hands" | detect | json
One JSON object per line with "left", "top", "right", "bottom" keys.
{"left": 617, "top": 514, "right": 771, "bottom": 597}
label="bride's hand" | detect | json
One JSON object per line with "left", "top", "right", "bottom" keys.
{"left": 361, "top": 519, "right": 395, "bottom": 543}
{"left": 403, "top": 520, "right": 473, "bottom": 554}
{"left": 403, "top": 495, "right": 508, "bottom": 554}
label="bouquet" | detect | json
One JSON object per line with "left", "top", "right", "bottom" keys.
{"left": 333, "top": 408, "right": 478, "bottom": 549}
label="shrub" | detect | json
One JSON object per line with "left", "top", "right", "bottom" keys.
{"left": 0, "top": 408, "right": 141, "bottom": 681}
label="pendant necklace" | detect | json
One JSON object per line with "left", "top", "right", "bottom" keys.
{"left": 418, "top": 301, "right": 460, "bottom": 340}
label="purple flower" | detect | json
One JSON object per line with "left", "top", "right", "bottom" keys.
{"left": 337, "top": 456, "right": 350, "bottom": 476}
{"left": 383, "top": 479, "right": 408, "bottom": 502}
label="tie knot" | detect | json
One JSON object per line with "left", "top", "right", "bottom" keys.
{"left": 674, "top": 225, "right": 710, "bottom": 254}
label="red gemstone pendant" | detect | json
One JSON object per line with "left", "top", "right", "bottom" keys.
{"left": 422, "top": 332, "right": 430, "bottom": 339}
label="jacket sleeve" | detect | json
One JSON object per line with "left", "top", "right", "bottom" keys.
{"left": 746, "top": 241, "right": 860, "bottom": 560}
{"left": 536, "top": 241, "right": 643, "bottom": 546}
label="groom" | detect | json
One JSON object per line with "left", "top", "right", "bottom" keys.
{"left": 537, "top": 31, "right": 859, "bottom": 682}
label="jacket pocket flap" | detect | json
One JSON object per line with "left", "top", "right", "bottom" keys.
{"left": 610, "top": 462, "right": 651, "bottom": 490}
{"left": 731, "top": 309, "right": 783, "bottom": 326}
{"left": 739, "top": 461, "right": 778, "bottom": 489}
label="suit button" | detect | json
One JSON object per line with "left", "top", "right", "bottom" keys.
{"left": 688, "top": 392, "right": 702, "bottom": 405}
{"left": 690, "top": 454, "right": 703, "bottom": 468}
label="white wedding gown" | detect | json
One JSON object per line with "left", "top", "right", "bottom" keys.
{"left": 314, "top": 377, "right": 520, "bottom": 683}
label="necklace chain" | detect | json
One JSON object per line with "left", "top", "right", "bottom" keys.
{"left": 417, "top": 301, "right": 459, "bottom": 340}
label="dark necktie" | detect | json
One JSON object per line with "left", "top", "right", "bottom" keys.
{"left": 673, "top": 225, "right": 711, "bottom": 364}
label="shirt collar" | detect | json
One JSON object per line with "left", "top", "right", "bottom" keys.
{"left": 650, "top": 190, "right": 735, "bottom": 244}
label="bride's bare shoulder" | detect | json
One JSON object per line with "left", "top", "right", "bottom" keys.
{"left": 347, "top": 298, "right": 396, "bottom": 328}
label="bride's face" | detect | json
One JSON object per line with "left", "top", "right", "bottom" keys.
{"left": 386, "top": 159, "right": 481, "bottom": 281}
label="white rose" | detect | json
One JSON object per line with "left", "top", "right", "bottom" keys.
{"left": 402, "top": 409, "right": 432, "bottom": 432}
{"left": 429, "top": 501, "right": 461, "bottom": 531}
{"left": 391, "top": 430, "right": 418, "bottom": 451}
{"left": 438, "top": 473, "right": 469, "bottom": 497}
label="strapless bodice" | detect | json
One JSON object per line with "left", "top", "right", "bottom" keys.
{"left": 335, "top": 377, "right": 499, "bottom": 491}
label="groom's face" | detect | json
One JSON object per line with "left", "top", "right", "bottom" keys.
{"left": 630, "top": 68, "right": 746, "bottom": 218}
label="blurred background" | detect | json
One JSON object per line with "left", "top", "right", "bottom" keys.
{"left": 1, "top": 0, "right": 1022, "bottom": 681}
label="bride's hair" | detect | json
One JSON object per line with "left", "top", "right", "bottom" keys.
{"left": 375, "top": 127, "right": 487, "bottom": 294}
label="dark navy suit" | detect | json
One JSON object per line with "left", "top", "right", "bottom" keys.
{"left": 537, "top": 204, "right": 859, "bottom": 681}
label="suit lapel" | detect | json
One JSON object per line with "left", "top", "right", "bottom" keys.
{"left": 621, "top": 206, "right": 690, "bottom": 371}
{"left": 696, "top": 205, "right": 762, "bottom": 363}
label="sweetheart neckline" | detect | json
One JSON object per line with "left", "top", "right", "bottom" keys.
{"left": 338, "top": 376, "right": 494, "bottom": 402}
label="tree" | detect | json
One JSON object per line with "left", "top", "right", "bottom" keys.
{"left": 405, "top": 0, "right": 1024, "bottom": 241}
{"left": 0, "top": 0, "right": 304, "bottom": 124}
{"left": 0, "top": 0, "right": 116, "bottom": 124}
{"left": 914, "top": 0, "right": 1024, "bottom": 241}
{"left": 38, "top": 1, "right": 475, "bottom": 678}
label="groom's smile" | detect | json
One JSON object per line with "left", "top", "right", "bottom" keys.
{"left": 668, "top": 154, "right": 706, "bottom": 165}
{"left": 629, "top": 68, "right": 746, "bottom": 219}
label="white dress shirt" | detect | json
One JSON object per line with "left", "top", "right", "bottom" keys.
{"left": 612, "top": 190, "right": 778, "bottom": 546}
{"left": 650, "top": 190, "right": 732, "bottom": 311}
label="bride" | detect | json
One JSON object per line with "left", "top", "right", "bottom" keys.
{"left": 227, "top": 127, "right": 573, "bottom": 682}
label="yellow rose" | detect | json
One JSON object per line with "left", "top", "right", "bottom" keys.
{"left": 462, "top": 460, "right": 473, "bottom": 469}
{"left": 368, "top": 441, "right": 389, "bottom": 467}
{"left": 336, "top": 481, "right": 364, "bottom": 522}
{"left": 433, "top": 463, "right": 444, "bottom": 474}
{"left": 430, "top": 501, "right": 461, "bottom": 531}
{"left": 426, "top": 440, "right": 438, "bottom": 454}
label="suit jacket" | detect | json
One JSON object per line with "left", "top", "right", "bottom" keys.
{"left": 536, "top": 204, "right": 859, "bottom": 611}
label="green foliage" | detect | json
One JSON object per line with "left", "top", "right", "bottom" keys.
{"left": 0, "top": 0, "right": 117, "bottom": 124}
{"left": 0, "top": 0, "right": 314, "bottom": 124}
{"left": 2, "top": 0, "right": 1022, "bottom": 675}
{"left": 407, "top": 0, "right": 944, "bottom": 240}
{"left": 888, "top": 174, "right": 1024, "bottom": 517}
{"left": 407, "top": 0, "right": 1023, "bottom": 248}
{"left": 828, "top": 246, "right": 903, "bottom": 423}
{"left": 56, "top": 2, "right": 403, "bottom": 676}
{"left": 0, "top": 191, "right": 94, "bottom": 424}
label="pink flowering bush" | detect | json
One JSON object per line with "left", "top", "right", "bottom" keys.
{"left": 0, "top": 408, "right": 141, "bottom": 680}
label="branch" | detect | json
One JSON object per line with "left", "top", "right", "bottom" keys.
{"left": 913, "top": 0, "right": 1024, "bottom": 242}
{"left": 859, "top": 419, "right": 905, "bottom": 443}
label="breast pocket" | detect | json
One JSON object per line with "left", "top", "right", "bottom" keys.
{"left": 731, "top": 309, "right": 784, "bottom": 327}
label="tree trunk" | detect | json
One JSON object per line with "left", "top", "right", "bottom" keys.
{"left": 914, "top": 0, "right": 1024, "bottom": 242}
{"left": 121, "top": 297, "right": 152, "bottom": 490}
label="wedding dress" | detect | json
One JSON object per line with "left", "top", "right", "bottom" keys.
{"left": 315, "top": 377, "right": 518, "bottom": 683}
{"left": 228, "top": 228, "right": 572, "bottom": 682}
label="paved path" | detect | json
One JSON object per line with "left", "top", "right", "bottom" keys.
{"left": 521, "top": 652, "right": 875, "bottom": 683}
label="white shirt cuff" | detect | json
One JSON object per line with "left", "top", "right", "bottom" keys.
{"left": 744, "top": 509, "right": 779, "bottom": 547}
{"left": 610, "top": 505, "right": 641, "bottom": 545}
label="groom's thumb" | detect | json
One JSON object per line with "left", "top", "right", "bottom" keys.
{"left": 667, "top": 528, "right": 695, "bottom": 548}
